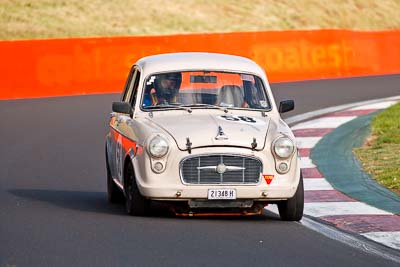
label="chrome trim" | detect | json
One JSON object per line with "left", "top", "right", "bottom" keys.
{"left": 196, "top": 166, "right": 245, "bottom": 171}
{"left": 189, "top": 200, "right": 254, "bottom": 208}
{"left": 179, "top": 153, "right": 262, "bottom": 185}
{"left": 197, "top": 166, "right": 217, "bottom": 170}
{"left": 226, "top": 166, "right": 246, "bottom": 171}
{"left": 112, "top": 177, "right": 124, "bottom": 190}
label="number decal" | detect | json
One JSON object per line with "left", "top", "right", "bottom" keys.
{"left": 221, "top": 115, "right": 240, "bottom": 121}
{"left": 238, "top": 116, "right": 256, "bottom": 123}
{"left": 219, "top": 115, "right": 258, "bottom": 124}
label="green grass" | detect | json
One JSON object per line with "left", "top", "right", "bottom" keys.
{"left": 354, "top": 102, "right": 400, "bottom": 195}
{"left": 1, "top": 0, "right": 400, "bottom": 40}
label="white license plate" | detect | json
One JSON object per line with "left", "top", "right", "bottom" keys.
{"left": 208, "top": 189, "right": 236, "bottom": 200}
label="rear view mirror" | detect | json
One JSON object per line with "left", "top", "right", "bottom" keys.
{"left": 279, "top": 100, "right": 294, "bottom": 113}
{"left": 112, "top": 102, "right": 133, "bottom": 117}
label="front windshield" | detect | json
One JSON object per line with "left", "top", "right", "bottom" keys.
{"left": 141, "top": 71, "right": 271, "bottom": 110}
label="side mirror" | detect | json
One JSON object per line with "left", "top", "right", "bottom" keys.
{"left": 112, "top": 102, "right": 133, "bottom": 117}
{"left": 279, "top": 100, "right": 295, "bottom": 113}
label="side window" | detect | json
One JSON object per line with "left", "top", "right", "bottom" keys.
{"left": 121, "top": 67, "right": 135, "bottom": 102}
{"left": 130, "top": 70, "right": 141, "bottom": 107}
{"left": 123, "top": 71, "right": 137, "bottom": 103}
{"left": 122, "top": 67, "right": 141, "bottom": 107}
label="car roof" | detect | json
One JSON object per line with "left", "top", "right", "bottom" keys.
{"left": 136, "top": 52, "right": 266, "bottom": 77}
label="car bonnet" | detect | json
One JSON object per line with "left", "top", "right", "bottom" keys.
{"left": 146, "top": 112, "right": 270, "bottom": 151}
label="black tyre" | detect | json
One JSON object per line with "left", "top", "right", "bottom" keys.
{"left": 278, "top": 172, "right": 304, "bottom": 221}
{"left": 124, "top": 162, "right": 150, "bottom": 216}
{"left": 106, "top": 150, "right": 125, "bottom": 203}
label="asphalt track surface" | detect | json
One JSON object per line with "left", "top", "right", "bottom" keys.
{"left": 1, "top": 75, "right": 399, "bottom": 267}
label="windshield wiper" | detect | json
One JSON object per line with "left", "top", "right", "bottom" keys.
{"left": 143, "top": 104, "right": 192, "bottom": 113}
{"left": 182, "top": 104, "right": 228, "bottom": 113}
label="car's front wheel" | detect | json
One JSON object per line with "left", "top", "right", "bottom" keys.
{"left": 278, "top": 172, "right": 304, "bottom": 221}
{"left": 124, "top": 162, "right": 150, "bottom": 216}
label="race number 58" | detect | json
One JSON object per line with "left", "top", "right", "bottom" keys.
{"left": 221, "top": 115, "right": 256, "bottom": 123}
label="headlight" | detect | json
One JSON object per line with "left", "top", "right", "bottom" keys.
{"left": 148, "top": 136, "right": 169, "bottom": 158}
{"left": 273, "top": 137, "right": 295, "bottom": 159}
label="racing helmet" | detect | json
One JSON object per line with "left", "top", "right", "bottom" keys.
{"left": 155, "top": 72, "right": 182, "bottom": 101}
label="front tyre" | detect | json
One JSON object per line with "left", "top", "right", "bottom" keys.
{"left": 278, "top": 172, "right": 304, "bottom": 221}
{"left": 124, "top": 162, "right": 150, "bottom": 216}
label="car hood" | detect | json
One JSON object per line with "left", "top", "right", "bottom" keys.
{"left": 147, "top": 113, "right": 270, "bottom": 150}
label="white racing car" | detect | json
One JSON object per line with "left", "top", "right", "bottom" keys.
{"left": 105, "top": 52, "right": 303, "bottom": 220}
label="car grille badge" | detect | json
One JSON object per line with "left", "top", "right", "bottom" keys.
{"left": 216, "top": 163, "right": 227, "bottom": 174}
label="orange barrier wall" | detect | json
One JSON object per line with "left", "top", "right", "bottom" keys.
{"left": 1, "top": 29, "right": 400, "bottom": 99}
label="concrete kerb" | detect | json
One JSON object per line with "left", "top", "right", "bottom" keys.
{"left": 282, "top": 95, "right": 400, "bottom": 258}
{"left": 302, "top": 216, "right": 400, "bottom": 263}
{"left": 311, "top": 112, "right": 400, "bottom": 214}
{"left": 285, "top": 95, "right": 400, "bottom": 126}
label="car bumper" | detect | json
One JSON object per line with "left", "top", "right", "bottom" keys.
{"left": 133, "top": 146, "right": 301, "bottom": 201}
{"left": 138, "top": 183, "right": 299, "bottom": 201}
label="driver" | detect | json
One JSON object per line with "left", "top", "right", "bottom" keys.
{"left": 149, "top": 72, "right": 182, "bottom": 105}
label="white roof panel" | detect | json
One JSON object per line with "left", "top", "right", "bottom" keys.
{"left": 136, "top": 52, "right": 266, "bottom": 77}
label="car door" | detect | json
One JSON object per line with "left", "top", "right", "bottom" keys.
{"left": 109, "top": 67, "right": 141, "bottom": 185}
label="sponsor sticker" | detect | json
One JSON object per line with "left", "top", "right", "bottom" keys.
{"left": 240, "top": 74, "right": 255, "bottom": 82}
{"left": 146, "top": 76, "right": 156, "bottom": 85}
{"left": 260, "top": 100, "right": 268, "bottom": 108}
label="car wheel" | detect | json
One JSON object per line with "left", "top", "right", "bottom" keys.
{"left": 278, "top": 172, "right": 304, "bottom": 221}
{"left": 106, "top": 151, "right": 124, "bottom": 203}
{"left": 124, "top": 162, "right": 150, "bottom": 216}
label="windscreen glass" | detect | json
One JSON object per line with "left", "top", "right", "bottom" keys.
{"left": 142, "top": 71, "right": 270, "bottom": 110}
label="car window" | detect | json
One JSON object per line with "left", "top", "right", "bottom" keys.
{"left": 130, "top": 70, "right": 141, "bottom": 107}
{"left": 141, "top": 71, "right": 271, "bottom": 110}
{"left": 123, "top": 68, "right": 140, "bottom": 106}
{"left": 122, "top": 67, "right": 135, "bottom": 102}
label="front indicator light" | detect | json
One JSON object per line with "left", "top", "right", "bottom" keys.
{"left": 278, "top": 162, "right": 289, "bottom": 173}
{"left": 153, "top": 162, "right": 164, "bottom": 172}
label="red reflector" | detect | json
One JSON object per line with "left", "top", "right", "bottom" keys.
{"left": 263, "top": 175, "right": 274, "bottom": 185}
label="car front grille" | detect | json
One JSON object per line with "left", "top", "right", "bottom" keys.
{"left": 180, "top": 155, "right": 262, "bottom": 184}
